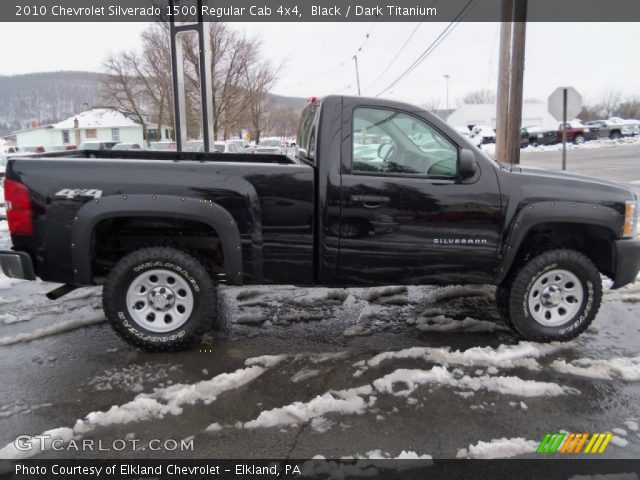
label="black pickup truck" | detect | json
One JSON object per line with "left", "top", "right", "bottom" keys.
{"left": 2, "top": 96, "right": 640, "bottom": 351}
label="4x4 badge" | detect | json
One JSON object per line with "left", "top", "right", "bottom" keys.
{"left": 55, "top": 189, "right": 103, "bottom": 200}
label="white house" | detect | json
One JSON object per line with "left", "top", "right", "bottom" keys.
{"left": 15, "top": 108, "right": 173, "bottom": 149}
{"left": 447, "top": 102, "right": 560, "bottom": 130}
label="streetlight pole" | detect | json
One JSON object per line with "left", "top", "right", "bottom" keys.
{"left": 353, "top": 55, "right": 362, "bottom": 96}
{"left": 443, "top": 74, "right": 450, "bottom": 112}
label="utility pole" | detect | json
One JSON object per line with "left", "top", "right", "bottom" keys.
{"left": 506, "top": 4, "right": 527, "bottom": 165}
{"left": 353, "top": 55, "right": 361, "bottom": 96}
{"left": 494, "top": 0, "right": 512, "bottom": 164}
{"left": 495, "top": 0, "right": 527, "bottom": 165}
{"left": 443, "top": 74, "right": 450, "bottom": 111}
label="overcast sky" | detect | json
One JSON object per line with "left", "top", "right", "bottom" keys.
{"left": 1, "top": 22, "right": 638, "bottom": 107}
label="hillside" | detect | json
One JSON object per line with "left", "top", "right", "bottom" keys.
{"left": 0, "top": 71, "right": 307, "bottom": 136}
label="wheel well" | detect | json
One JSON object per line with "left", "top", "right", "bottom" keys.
{"left": 509, "top": 222, "right": 614, "bottom": 279}
{"left": 92, "top": 216, "right": 223, "bottom": 279}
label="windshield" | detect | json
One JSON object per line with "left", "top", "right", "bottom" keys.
{"left": 213, "top": 143, "right": 225, "bottom": 153}
{"left": 0, "top": 155, "right": 7, "bottom": 167}
{"left": 259, "top": 139, "right": 280, "bottom": 147}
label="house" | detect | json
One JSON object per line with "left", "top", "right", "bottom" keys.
{"left": 14, "top": 108, "right": 173, "bottom": 149}
{"left": 447, "top": 102, "right": 559, "bottom": 130}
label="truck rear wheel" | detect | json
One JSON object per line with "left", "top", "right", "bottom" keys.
{"left": 103, "top": 247, "right": 217, "bottom": 351}
{"left": 506, "top": 249, "right": 601, "bottom": 342}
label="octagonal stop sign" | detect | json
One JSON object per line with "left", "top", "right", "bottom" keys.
{"left": 548, "top": 87, "right": 582, "bottom": 121}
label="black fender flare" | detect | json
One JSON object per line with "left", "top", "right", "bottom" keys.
{"left": 70, "top": 194, "right": 243, "bottom": 285}
{"left": 494, "top": 201, "right": 623, "bottom": 284}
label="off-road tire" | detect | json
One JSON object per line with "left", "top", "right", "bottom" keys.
{"left": 507, "top": 249, "right": 601, "bottom": 342}
{"left": 103, "top": 247, "right": 217, "bottom": 351}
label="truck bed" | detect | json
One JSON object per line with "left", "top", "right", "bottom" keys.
{"left": 25, "top": 149, "right": 296, "bottom": 165}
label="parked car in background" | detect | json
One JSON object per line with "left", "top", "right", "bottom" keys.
{"left": 522, "top": 126, "right": 557, "bottom": 146}
{"left": 19, "top": 145, "right": 46, "bottom": 153}
{"left": 254, "top": 138, "right": 287, "bottom": 154}
{"left": 454, "top": 126, "right": 471, "bottom": 138}
{"left": 48, "top": 144, "right": 78, "bottom": 152}
{"left": 79, "top": 141, "right": 118, "bottom": 151}
{"left": 184, "top": 140, "right": 204, "bottom": 152}
{"left": 585, "top": 120, "right": 631, "bottom": 139}
{"left": 469, "top": 125, "right": 496, "bottom": 146}
{"left": 149, "top": 141, "right": 177, "bottom": 151}
{"left": 213, "top": 141, "right": 243, "bottom": 153}
{"left": 112, "top": 143, "right": 142, "bottom": 151}
{"left": 556, "top": 121, "right": 597, "bottom": 145}
{"left": 183, "top": 140, "right": 243, "bottom": 153}
{"left": 1, "top": 146, "right": 20, "bottom": 155}
{"left": 608, "top": 117, "right": 640, "bottom": 136}
{"left": 228, "top": 139, "right": 254, "bottom": 152}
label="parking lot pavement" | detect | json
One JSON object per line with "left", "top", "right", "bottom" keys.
{"left": 520, "top": 141, "right": 640, "bottom": 196}
{"left": 0, "top": 146, "right": 639, "bottom": 461}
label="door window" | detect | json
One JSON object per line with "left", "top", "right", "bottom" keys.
{"left": 352, "top": 107, "right": 458, "bottom": 177}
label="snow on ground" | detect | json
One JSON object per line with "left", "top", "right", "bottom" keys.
{"left": 481, "top": 135, "right": 640, "bottom": 157}
{"left": 0, "top": 427, "right": 74, "bottom": 460}
{"left": 412, "top": 314, "right": 507, "bottom": 333}
{"left": 373, "top": 367, "right": 577, "bottom": 398}
{"left": 551, "top": 356, "right": 640, "bottom": 382}
{"left": 243, "top": 385, "right": 375, "bottom": 429}
{"left": 456, "top": 437, "right": 538, "bottom": 459}
{"left": 88, "top": 363, "right": 179, "bottom": 393}
{"left": 0, "top": 314, "right": 105, "bottom": 346}
{"left": 624, "top": 419, "right": 639, "bottom": 432}
{"left": 0, "top": 355, "right": 286, "bottom": 459}
{"left": 355, "top": 341, "right": 569, "bottom": 374}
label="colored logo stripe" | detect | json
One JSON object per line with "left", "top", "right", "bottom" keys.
{"left": 538, "top": 432, "right": 613, "bottom": 454}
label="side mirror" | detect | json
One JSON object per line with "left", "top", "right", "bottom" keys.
{"left": 459, "top": 148, "right": 478, "bottom": 179}
{"left": 296, "top": 147, "right": 307, "bottom": 159}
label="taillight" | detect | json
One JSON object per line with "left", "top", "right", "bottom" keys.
{"left": 5, "top": 179, "right": 33, "bottom": 235}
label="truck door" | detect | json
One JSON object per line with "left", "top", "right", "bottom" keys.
{"left": 335, "top": 104, "right": 502, "bottom": 286}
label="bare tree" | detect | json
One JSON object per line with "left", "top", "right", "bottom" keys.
{"left": 598, "top": 89, "right": 622, "bottom": 118}
{"left": 102, "top": 22, "right": 282, "bottom": 145}
{"left": 421, "top": 98, "right": 441, "bottom": 112}
{"left": 462, "top": 89, "right": 497, "bottom": 104}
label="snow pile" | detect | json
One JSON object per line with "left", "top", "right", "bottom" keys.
{"left": 373, "top": 367, "right": 577, "bottom": 398}
{"left": 0, "top": 427, "right": 74, "bottom": 460}
{"left": 456, "top": 437, "right": 538, "bottom": 459}
{"left": 292, "top": 368, "right": 321, "bottom": 383}
{"left": 624, "top": 419, "right": 639, "bottom": 432}
{"left": 357, "top": 341, "right": 568, "bottom": 373}
{"left": 243, "top": 385, "right": 375, "bottom": 429}
{"left": 522, "top": 135, "right": 640, "bottom": 154}
{"left": 205, "top": 422, "right": 223, "bottom": 432}
{"left": 551, "top": 355, "right": 640, "bottom": 382}
{"left": 0, "top": 315, "right": 105, "bottom": 346}
{"left": 73, "top": 356, "right": 285, "bottom": 434}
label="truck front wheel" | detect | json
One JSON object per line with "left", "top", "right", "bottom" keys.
{"left": 506, "top": 249, "right": 601, "bottom": 342}
{"left": 103, "top": 247, "right": 217, "bottom": 351}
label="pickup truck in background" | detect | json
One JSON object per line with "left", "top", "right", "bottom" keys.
{"left": 556, "top": 122, "right": 598, "bottom": 145}
{"left": 585, "top": 120, "right": 632, "bottom": 139}
{"left": 2, "top": 95, "right": 640, "bottom": 351}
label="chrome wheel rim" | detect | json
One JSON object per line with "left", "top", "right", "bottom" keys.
{"left": 528, "top": 269, "right": 583, "bottom": 327}
{"left": 126, "top": 269, "right": 194, "bottom": 332}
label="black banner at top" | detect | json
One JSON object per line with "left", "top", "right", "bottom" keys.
{"left": 3, "top": 0, "right": 640, "bottom": 22}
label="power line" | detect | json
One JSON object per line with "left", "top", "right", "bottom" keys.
{"left": 374, "top": 0, "right": 477, "bottom": 98}
{"left": 362, "top": 0, "right": 439, "bottom": 94}
{"left": 277, "top": 23, "right": 376, "bottom": 93}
